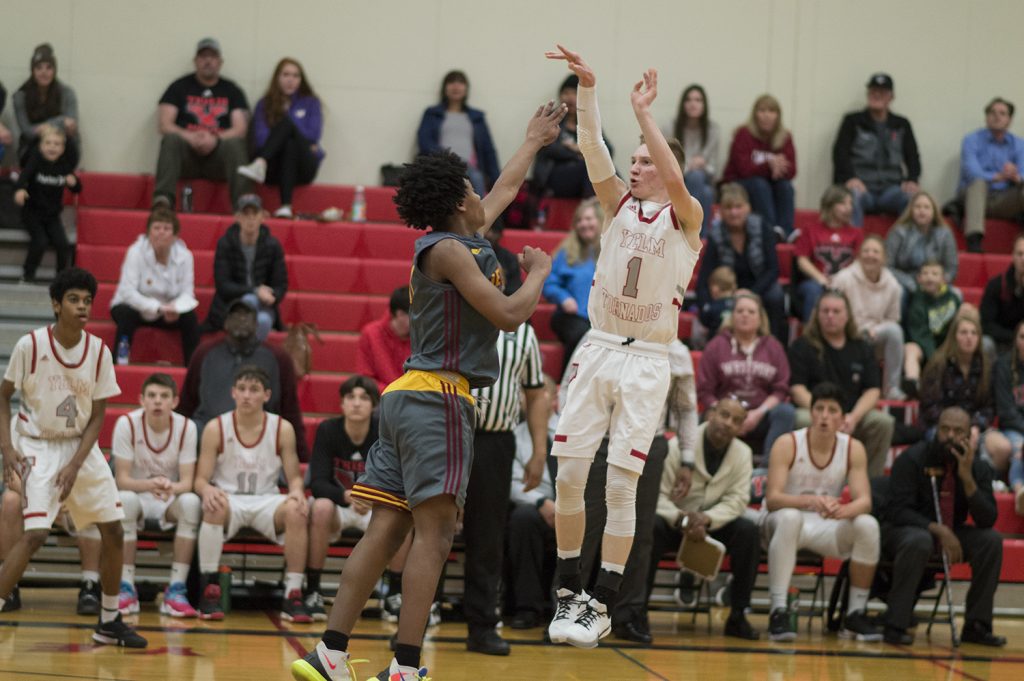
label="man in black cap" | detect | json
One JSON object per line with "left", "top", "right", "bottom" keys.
{"left": 177, "top": 296, "right": 307, "bottom": 460}
{"left": 832, "top": 73, "right": 921, "bottom": 227}
{"left": 153, "top": 37, "right": 251, "bottom": 209}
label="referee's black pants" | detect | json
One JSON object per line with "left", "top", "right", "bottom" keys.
{"left": 462, "top": 429, "right": 516, "bottom": 632}
{"left": 579, "top": 435, "right": 669, "bottom": 630}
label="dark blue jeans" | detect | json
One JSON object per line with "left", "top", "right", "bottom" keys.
{"left": 737, "top": 176, "right": 795, "bottom": 234}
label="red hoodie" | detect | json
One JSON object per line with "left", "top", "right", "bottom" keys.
{"left": 696, "top": 330, "right": 791, "bottom": 410}
{"left": 722, "top": 126, "right": 797, "bottom": 182}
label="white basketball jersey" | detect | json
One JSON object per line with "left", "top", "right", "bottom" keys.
{"left": 784, "top": 428, "right": 850, "bottom": 498}
{"left": 588, "top": 193, "right": 701, "bottom": 344}
{"left": 4, "top": 326, "right": 119, "bottom": 440}
{"left": 211, "top": 412, "right": 282, "bottom": 495}
{"left": 112, "top": 409, "right": 197, "bottom": 481}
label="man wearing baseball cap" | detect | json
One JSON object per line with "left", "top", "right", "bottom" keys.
{"left": 152, "top": 38, "right": 252, "bottom": 210}
{"left": 832, "top": 73, "right": 921, "bottom": 227}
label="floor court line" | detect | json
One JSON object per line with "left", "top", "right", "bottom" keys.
{"left": 0, "top": 670, "right": 117, "bottom": 681}
{"left": 263, "top": 609, "right": 309, "bottom": 657}
{"left": 610, "top": 647, "right": 673, "bottom": 681}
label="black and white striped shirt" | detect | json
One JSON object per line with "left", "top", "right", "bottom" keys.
{"left": 472, "top": 321, "right": 545, "bottom": 432}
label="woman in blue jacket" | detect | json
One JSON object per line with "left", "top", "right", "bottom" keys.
{"left": 543, "top": 198, "right": 601, "bottom": 374}
{"left": 416, "top": 70, "right": 500, "bottom": 196}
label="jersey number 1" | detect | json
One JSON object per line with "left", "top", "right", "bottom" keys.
{"left": 55, "top": 395, "right": 77, "bottom": 427}
{"left": 622, "top": 256, "right": 642, "bottom": 298}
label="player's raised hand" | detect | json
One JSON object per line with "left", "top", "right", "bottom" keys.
{"left": 518, "top": 246, "right": 552, "bottom": 276}
{"left": 525, "top": 100, "right": 568, "bottom": 147}
{"left": 545, "top": 44, "right": 595, "bottom": 87}
{"left": 630, "top": 69, "right": 658, "bottom": 113}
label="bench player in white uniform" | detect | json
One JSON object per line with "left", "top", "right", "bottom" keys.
{"left": 544, "top": 45, "right": 703, "bottom": 648}
{"left": 763, "top": 382, "right": 882, "bottom": 642}
{"left": 0, "top": 268, "right": 147, "bottom": 648}
{"left": 193, "top": 364, "right": 311, "bottom": 623}
{"left": 112, "top": 372, "right": 201, "bottom": 617}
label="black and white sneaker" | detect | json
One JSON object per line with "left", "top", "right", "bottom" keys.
{"left": 841, "top": 610, "right": 883, "bottom": 642}
{"left": 547, "top": 588, "right": 585, "bottom": 644}
{"left": 304, "top": 591, "right": 327, "bottom": 622}
{"left": 768, "top": 608, "right": 796, "bottom": 642}
{"left": 2, "top": 586, "right": 21, "bottom": 612}
{"left": 93, "top": 613, "right": 148, "bottom": 648}
{"left": 77, "top": 580, "right": 101, "bottom": 616}
{"left": 565, "top": 597, "right": 611, "bottom": 649}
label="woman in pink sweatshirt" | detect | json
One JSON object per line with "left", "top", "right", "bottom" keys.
{"left": 697, "top": 292, "right": 794, "bottom": 462}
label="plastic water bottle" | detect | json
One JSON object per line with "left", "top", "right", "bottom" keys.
{"left": 787, "top": 586, "right": 799, "bottom": 632}
{"left": 180, "top": 184, "right": 193, "bottom": 213}
{"left": 534, "top": 206, "right": 547, "bottom": 231}
{"left": 116, "top": 336, "right": 130, "bottom": 365}
{"left": 351, "top": 185, "right": 367, "bottom": 223}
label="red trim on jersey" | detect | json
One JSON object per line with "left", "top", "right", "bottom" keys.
{"left": 217, "top": 417, "right": 224, "bottom": 454}
{"left": 614, "top": 192, "right": 632, "bottom": 216}
{"left": 275, "top": 415, "right": 283, "bottom": 457}
{"left": 115, "top": 501, "right": 123, "bottom": 508}
{"left": 17, "top": 413, "right": 28, "bottom": 422}
{"left": 630, "top": 449, "right": 648, "bottom": 462}
{"left": 554, "top": 434, "right": 568, "bottom": 443}
{"left": 29, "top": 332, "right": 37, "bottom": 374}
{"left": 669, "top": 206, "right": 681, "bottom": 230}
{"left": 636, "top": 202, "right": 671, "bottom": 225}
{"left": 809, "top": 435, "right": 838, "bottom": 471}
{"left": 47, "top": 326, "right": 89, "bottom": 369}
{"left": 128, "top": 417, "right": 136, "bottom": 446}
{"left": 94, "top": 337, "right": 103, "bottom": 381}
{"left": 787, "top": 432, "right": 797, "bottom": 469}
{"left": 672, "top": 298, "right": 682, "bottom": 308}
{"left": 232, "top": 411, "right": 269, "bottom": 448}
{"left": 178, "top": 417, "right": 188, "bottom": 450}
{"left": 23, "top": 512, "right": 47, "bottom": 519}
{"left": 142, "top": 414, "right": 174, "bottom": 454}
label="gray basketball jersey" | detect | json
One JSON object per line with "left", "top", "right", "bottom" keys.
{"left": 404, "top": 231, "right": 502, "bottom": 388}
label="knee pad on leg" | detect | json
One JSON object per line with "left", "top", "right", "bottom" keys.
{"left": 850, "top": 514, "right": 880, "bottom": 565}
{"left": 604, "top": 464, "right": 640, "bottom": 538}
{"left": 174, "top": 492, "right": 201, "bottom": 540}
{"left": 75, "top": 524, "right": 102, "bottom": 541}
{"left": 119, "top": 490, "right": 141, "bottom": 541}
{"left": 554, "top": 457, "right": 590, "bottom": 516}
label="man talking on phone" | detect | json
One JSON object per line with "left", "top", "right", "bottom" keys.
{"left": 883, "top": 406, "right": 1006, "bottom": 646}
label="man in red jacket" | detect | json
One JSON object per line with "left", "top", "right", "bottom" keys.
{"left": 355, "top": 286, "right": 411, "bottom": 389}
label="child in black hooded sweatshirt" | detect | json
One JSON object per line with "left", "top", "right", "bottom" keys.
{"left": 14, "top": 123, "right": 80, "bottom": 282}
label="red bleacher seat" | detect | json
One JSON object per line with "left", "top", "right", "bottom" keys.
{"left": 537, "top": 197, "right": 580, "bottom": 231}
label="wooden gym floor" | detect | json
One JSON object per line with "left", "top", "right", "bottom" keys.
{"left": 1, "top": 587, "right": 1024, "bottom": 680}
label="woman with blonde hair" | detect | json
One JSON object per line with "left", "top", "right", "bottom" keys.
{"left": 920, "top": 311, "right": 1013, "bottom": 472}
{"left": 722, "top": 94, "right": 797, "bottom": 238}
{"left": 543, "top": 198, "right": 602, "bottom": 373}
{"left": 237, "top": 57, "right": 324, "bottom": 218}
{"left": 885, "top": 191, "right": 959, "bottom": 294}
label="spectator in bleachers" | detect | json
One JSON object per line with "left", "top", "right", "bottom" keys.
{"left": 206, "top": 194, "right": 287, "bottom": 341}
{"left": 13, "top": 124, "right": 79, "bottom": 282}
{"left": 832, "top": 73, "right": 920, "bottom": 228}
{"left": 981, "top": 235, "right": 1024, "bottom": 353}
{"left": 152, "top": 38, "right": 250, "bottom": 210}
{"left": 109, "top": 208, "right": 201, "bottom": 364}
{"left": 355, "top": 286, "right": 411, "bottom": 390}
{"left": 832, "top": 235, "right": 906, "bottom": 400}
{"left": 903, "top": 261, "right": 962, "bottom": 398}
{"left": 763, "top": 382, "right": 881, "bottom": 643}
{"left": 788, "top": 290, "right": 894, "bottom": 478}
{"left": 12, "top": 44, "right": 79, "bottom": 165}
{"left": 178, "top": 297, "right": 307, "bottom": 459}
{"left": 669, "top": 84, "right": 719, "bottom": 234}
{"left": 0, "top": 81, "right": 12, "bottom": 162}
{"left": 722, "top": 94, "right": 796, "bottom": 238}
{"left": 794, "top": 185, "right": 863, "bottom": 321}
{"left": 919, "top": 312, "right": 1012, "bottom": 474}
{"left": 483, "top": 221, "right": 522, "bottom": 295}
{"left": 696, "top": 183, "right": 786, "bottom": 341}
{"left": 533, "top": 75, "right": 613, "bottom": 200}
{"left": 697, "top": 292, "right": 794, "bottom": 462}
{"left": 237, "top": 58, "right": 324, "bottom": 219}
{"left": 885, "top": 192, "right": 959, "bottom": 295}
{"left": 958, "top": 97, "right": 1024, "bottom": 253}
{"left": 543, "top": 199, "right": 600, "bottom": 374}
{"left": 305, "top": 375, "right": 380, "bottom": 621}
{"left": 993, "top": 320, "right": 1024, "bottom": 515}
{"left": 696, "top": 266, "right": 736, "bottom": 339}
{"left": 416, "top": 70, "right": 499, "bottom": 197}
{"left": 882, "top": 406, "right": 1005, "bottom": 647}
{"left": 648, "top": 398, "right": 760, "bottom": 640}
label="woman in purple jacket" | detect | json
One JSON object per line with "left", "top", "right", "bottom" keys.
{"left": 696, "top": 291, "right": 795, "bottom": 462}
{"left": 238, "top": 58, "right": 324, "bottom": 218}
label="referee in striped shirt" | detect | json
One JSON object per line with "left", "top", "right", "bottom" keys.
{"left": 463, "top": 319, "right": 550, "bottom": 656}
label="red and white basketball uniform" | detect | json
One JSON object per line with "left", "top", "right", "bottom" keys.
{"left": 112, "top": 409, "right": 197, "bottom": 529}
{"left": 763, "top": 428, "right": 856, "bottom": 555}
{"left": 211, "top": 411, "right": 287, "bottom": 544}
{"left": 553, "top": 194, "right": 701, "bottom": 473}
{"left": 4, "top": 326, "right": 123, "bottom": 531}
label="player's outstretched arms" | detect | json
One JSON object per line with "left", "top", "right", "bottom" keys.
{"left": 432, "top": 239, "right": 551, "bottom": 332}
{"left": 481, "top": 101, "right": 567, "bottom": 233}
{"left": 630, "top": 69, "right": 702, "bottom": 252}
{"left": 546, "top": 44, "right": 626, "bottom": 217}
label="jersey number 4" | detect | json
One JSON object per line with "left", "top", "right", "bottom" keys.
{"left": 55, "top": 395, "right": 78, "bottom": 427}
{"left": 622, "top": 256, "right": 642, "bottom": 298}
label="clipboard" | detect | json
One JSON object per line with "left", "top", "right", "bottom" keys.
{"left": 676, "top": 534, "right": 726, "bottom": 581}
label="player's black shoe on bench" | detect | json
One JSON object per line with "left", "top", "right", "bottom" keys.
{"left": 93, "top": 613, "right": 148, "bottom": 648}
{"left": 1, "top": 586, "right": 21, "bottom": 612}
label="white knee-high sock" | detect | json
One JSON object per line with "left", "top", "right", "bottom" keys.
{"left": 198, "top": 522, "right": 225, "bottom": 574}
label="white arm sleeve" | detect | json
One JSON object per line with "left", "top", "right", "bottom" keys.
{"left": 576, "top": 85, "right": 616, "bottom": 184}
